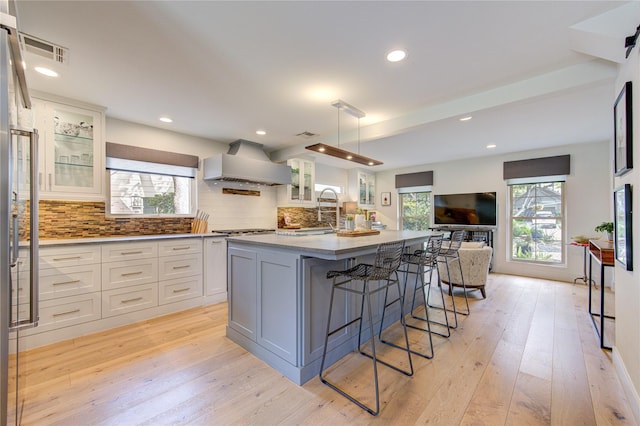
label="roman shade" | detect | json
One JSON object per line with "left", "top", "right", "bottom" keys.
{"left": 503, "top": 155, "right": 570, "bottom": 183}
{"left": 106, "top": 142, "right": 199, "bottom": 178}
{"left": 395, "top": 171, "right": 433, "bottom": 188}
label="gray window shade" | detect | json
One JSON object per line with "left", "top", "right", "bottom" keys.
{"left": 395, "top": 171, "right": 433, "bottom": 188}
{"left": 106, "top": 142, "right": 199, "bottom": 178}
{"left": 106, "top": 142, "right": 199, "bottom": 168}
{"left": 503, "top": 155, "right": 570, "bottom": 180}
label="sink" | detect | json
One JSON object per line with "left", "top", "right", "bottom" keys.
{"left": 276, "top": 228, "right": 334, "bottom": 236}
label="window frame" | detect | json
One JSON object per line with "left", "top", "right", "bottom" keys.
{"left": 398, "top": 186, "right": 432, "bottom": 231}
{"left": 106, "top": 168, "right": 197, "bottom": 218}
{"left": 508, "top": 180, "right": 565, "bottom": 264}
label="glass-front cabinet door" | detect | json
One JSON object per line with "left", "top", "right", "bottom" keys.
{"left": 33, "top": 98, "right": 104, "bottom": 199}
{"left": 357, "top": 171, "right": 375, "bottom": 209}
{"left": 286, "top": 158, "right": 315, "bottom": 205}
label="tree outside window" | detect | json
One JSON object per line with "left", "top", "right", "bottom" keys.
{"left": 400, "top": 191, "right": 431, "bottom": 231}
{"left": 510, "top": 181, "right": 564, "bottom": 263}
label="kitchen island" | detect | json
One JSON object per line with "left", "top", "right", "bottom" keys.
{"left": 225, "top": 230, "right": 432, "bottom": 385}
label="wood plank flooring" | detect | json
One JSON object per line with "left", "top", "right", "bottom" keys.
{"left": 12, "top": 274, "right": 635, "bottom": 425}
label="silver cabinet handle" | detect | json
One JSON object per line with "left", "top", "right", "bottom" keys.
{"left": 52, "top": 309, "right": 81, "bottom": 317}
{"left": 53, "top": 255, "right": 82, "bottom": 261}
{"left": 52, "top": 279, "right": 81, "bottom": 286}
{"left": 120, "top": 250, "right": 143, "bottom": 255}
{"left": 172, "top": 265, "right": 190, "bottom": 270}
{"left": 121, "top": 271, "right": 143, "bottom": 277}
{"left": 121, "top": 297, "right": 143, "bottom": 304}
{"left": 171, "top": 246, "right": 190, "bottom": 251}
{"left": 172, "top": 288, "right": 190, "bottom": 293}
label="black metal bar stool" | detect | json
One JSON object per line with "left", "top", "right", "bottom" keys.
{"left": 381, "top": 234, "right": 447, "bottom": 359}
{"left": 431, "top": 230, "right": 470, "bottom": 329}
{"left": 318, "top": 240, "right": 412, "bottom": 416}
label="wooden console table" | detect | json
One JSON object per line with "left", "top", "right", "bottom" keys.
{"left": 588, "top": 239, "right": 615, "bottom": 350}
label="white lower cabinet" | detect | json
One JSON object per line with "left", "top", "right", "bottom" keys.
{"left": 204, "top": 237, "right": 227, "bottom": 301}
{"left": 102, "top": 283, "right": 158, "bottom": 318}
{"left": 158, "top": 239, "right": 203, "bottom": 305}
{"left": 32, "top": 245, "right": 103, "bottom": 335}
{"left": 102, "top": 258, "right": 159, "bottom": 290}
{"left": 159, "top": 276, "right": 203, "bottom": 305}
{"left": 36, "top": 293, "right": 102, "bottom": 332}
{"left": 22, "top": 236, "right": 213, "bottom": 350}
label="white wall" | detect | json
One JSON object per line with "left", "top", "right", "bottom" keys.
{"left": 106, "top": 118, "right": 279, "bottom": 230}
{"left": 375, "top": 141, "right": 611, "bottom": 283}
{"left": 613, "top": 44, "right": 640, "bottom": 422}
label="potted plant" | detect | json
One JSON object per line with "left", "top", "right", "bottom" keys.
{"left": 345, "top": 215, "right": 355, "bottom": 231}
{"left": 594, "top": 221, "right": 614, "bottom": 241}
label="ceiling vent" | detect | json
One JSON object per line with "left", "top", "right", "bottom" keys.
{"left": 296, "top": 131, "right": 317, "bottom": 138}
{"left": 18, "top": 33, "right": 68, "bottom": 64}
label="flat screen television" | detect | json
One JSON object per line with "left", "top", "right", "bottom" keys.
{"left": 433, "top": 192, "right": 497, "bottom": 226}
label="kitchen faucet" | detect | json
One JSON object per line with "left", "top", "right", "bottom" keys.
{"left": 317, "top": 188, "right": 339, "bottom": 231}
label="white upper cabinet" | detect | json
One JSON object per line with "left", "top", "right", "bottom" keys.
{"left": 348, "top": 169, "right": 376, "bottom": 210}
{"left": 279, "top": 158, "right": 315, "bottom": 206}
{"left": 33, "top": 96, "right": 105, "bottom": 200}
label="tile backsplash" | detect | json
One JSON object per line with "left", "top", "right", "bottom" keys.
{"left": 36, "top": 200, "right": 191, "bottom": 239}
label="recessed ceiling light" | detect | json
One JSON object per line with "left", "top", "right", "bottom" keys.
{"left": 386, "top": 49, "right": 407, "bottom": 62}
{"left": 459, "top": 116, "right": 472, "bottom": 121}
{"left": 486, "top": 144, "right": 496, "bottom": 149}
{"left": 256, "top": 130, "right": 266, "bottom": 136}
{"left": 159, "top": 117, "right": 173, "bottom": 123}
{"left": 34, "top": 66, "right": 58, "bottom": 77}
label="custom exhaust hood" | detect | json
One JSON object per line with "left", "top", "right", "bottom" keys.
{"left": 203, "top": 139, "right": 291, "bottom": 186}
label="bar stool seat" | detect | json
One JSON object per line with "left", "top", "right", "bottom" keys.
{"left": 432, "top": 230, "right": 470, "bottom": 329}
{"left": 319, "top": 240, "right": 412, "bottom": 416}
{"left": 385, "top": 234, "right": 447, "bottom": 359}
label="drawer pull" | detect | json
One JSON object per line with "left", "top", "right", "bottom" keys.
{"left": 173, "top": 288, "right": 190, "bottom": 293}
{"left": 53, "top": 279, "right": 81, "bottom": 286}
{"left": 121, "top": 297, "right": 143, "bottom": 304}
{"left": 171, "top": 246, "right": 190, "bottom": 251}
{"left": 120, "top": 250, "right": 144, "bottom": 255}
{"left": 172, "top": 265, "right": 190, "bottom": 270}
{"left": 121, "top": 271, "right": 143, "bottom": 277}
{"left": 53, "top": 256, "right": 82, "bottom": 261}
{"left": 53, "top": 309, "right": 81, "bottom": 317}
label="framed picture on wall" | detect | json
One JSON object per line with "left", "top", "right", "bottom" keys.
{"left": 381, "top": 192, "right": 391, "bottom": 206}
{"left": 614, "top": 183, "right": 633, "bottom": 271}
{"left": 614, "top": 81, "right": 633, "bottom": 176}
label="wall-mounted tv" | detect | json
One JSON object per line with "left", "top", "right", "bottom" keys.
{"left": 433, "top": 192, "right": 497, "bottom": 226}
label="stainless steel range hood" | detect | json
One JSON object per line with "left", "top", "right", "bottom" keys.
{"left": 203, "top": 139, "right": 291, "bottom": 186}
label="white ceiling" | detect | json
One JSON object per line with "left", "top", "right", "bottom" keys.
{"left": 14, "top": 1, "right": 639, "bottom": 171}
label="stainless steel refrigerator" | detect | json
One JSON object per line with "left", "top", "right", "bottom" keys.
{"left": 1, "top": 0, "right": 38, "bottom": 424}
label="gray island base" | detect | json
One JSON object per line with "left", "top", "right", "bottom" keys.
{"left": 225, "top": 230, "right": 433, "bottom": 385}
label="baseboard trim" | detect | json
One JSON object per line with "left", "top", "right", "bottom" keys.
{"left": 613, "top": 347, "right": 640, "bottom": 424}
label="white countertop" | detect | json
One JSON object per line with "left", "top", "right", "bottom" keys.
{"left": 226, "top": 229, "right": 433, "bottom": 260}
{"left": 34, "top": 232, "right": 227, "bottom": 247}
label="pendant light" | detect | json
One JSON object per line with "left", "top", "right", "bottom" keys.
{"left": 306, "top": 99, "right": 383, "bottom": 166}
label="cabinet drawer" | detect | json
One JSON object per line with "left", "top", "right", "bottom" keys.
{"left": 101, "top": 241, "right": 157, "bottom": 262}
{"left": 102, "top": 258, "right": 158, "bottom": 290}
{"left": 102, "top": 284, "right": 158, "bottom": 318}
{"left": 34, "top": 293, "right": 101, "bottom": 332}
{"left": 158, "top": 276, "right": 203, "bottom": 305}
{"left": 159, "top": 254, "right": 202, "bottom": 281}
{"left": 40, "top": 245, "right": 101, "bottom": 269}
{"left": 158, "top": 239, "right": 202, "bottom": 257}
{"left": 40, "top": 264, "right": 101, "bottom": 300}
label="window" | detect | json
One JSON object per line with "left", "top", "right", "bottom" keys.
{"left": 400, "top": 190, "right": 431, "bottom": 231}
{"left": 509, "top": 181, "right": 564, "bottom": 263}
{"left": 108, "top": 170, "right": 194, "bottom": 216}
{"left": 314, "top": 183, "right": 342, "bottom": 194}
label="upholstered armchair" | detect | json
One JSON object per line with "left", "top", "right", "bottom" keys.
{"left": 437, "top": 241, "right": 493, "bottom": 298}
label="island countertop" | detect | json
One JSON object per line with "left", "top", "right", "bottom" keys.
{"left": 226, "top": 229, "right": 433, "bottom": 260}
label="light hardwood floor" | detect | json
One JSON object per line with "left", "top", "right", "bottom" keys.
{"left": 12, "top": 274, "right": 635, "bottom": 425}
